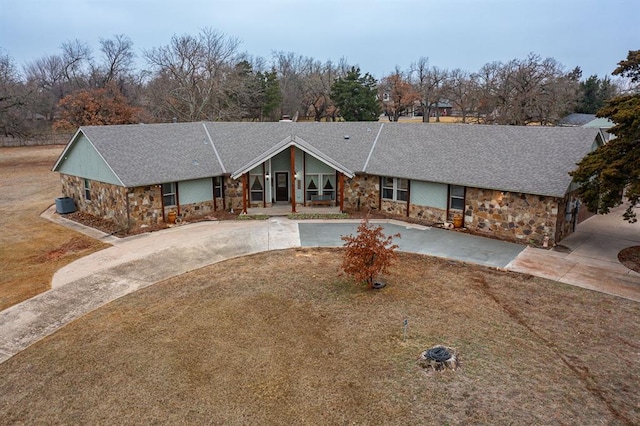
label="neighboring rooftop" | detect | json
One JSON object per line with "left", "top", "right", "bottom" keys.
{"left": 559, "top": 113, "right": 597, "bottom": 126}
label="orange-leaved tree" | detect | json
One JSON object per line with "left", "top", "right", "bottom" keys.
{"left": 53, "top": 82, "right": 142, "bottom": 130}
{"left": 341, "top": 217, "right": 400, "bottom": 288}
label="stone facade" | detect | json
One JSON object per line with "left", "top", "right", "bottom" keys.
{"left": 464, "top": 187, "right": 561, "bottom": 245}
{"left": 408, "top": 203, "right": 448, "bottom": 223}
{"left": 62, "top": 174, "right": 241, "bottom": 229}
{"left": 127, "top": 185, "right": 163, "bottom": 226}
{"left": 224, "top": 176, "right": 244, "bottom": 212}
{"left": 381, "top": 199, "right": 408, "bottom": 217}
{"left": 343, "top": 174, "right": 380, "bottom": 211}
{"left": 62, "top": 171, "right": 572, "bottom": 246}
{"left": 61, "top": 174, "right": 129, "bottom": 228}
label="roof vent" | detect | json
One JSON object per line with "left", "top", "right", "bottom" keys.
{"left": 344, "top": 135, "right": 350, "bottom": 140}
{"left": 193, "top": 160, "right": 199, "bottom": 166}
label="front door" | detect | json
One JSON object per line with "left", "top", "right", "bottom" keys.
{"left": 275, "top": 172, "right": 289, "bottom": 202}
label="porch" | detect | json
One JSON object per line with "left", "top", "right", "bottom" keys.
{"left": 245, "top": 203, "right": 341, "bottom": 216}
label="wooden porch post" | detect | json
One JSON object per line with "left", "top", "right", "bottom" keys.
{"left": 212, "top": 177, "right": 217, "bottom": 212}
{"left": 262, "top": 163, "right": 267, "bottom": 208}
{"left": 339, "top": 172, "right": 345, "bottom": 212}
{"left": 406, "top": 179, "right": 411, "bottom": 218}
{"left": 222, "top": 177, "right": 226, "bottom": 211}
{"left": 242, "top": 173, "right": 248, "bottom": 214}
{"left": 290, "top": 145, "right": 297, "bottom": 213}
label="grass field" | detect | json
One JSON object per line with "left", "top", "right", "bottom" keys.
{"left": 0, "top": 248, "right": 638, "bottom": 424}
{"left": 0, "top": 146, "right": 109, "bottom": 310}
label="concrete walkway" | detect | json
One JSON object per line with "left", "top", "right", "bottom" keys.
{"left": 1, "top": 206, "right": 638, "bottom": 364}
{"left": 507, "top": 206, "right": 640, "bottom": 301}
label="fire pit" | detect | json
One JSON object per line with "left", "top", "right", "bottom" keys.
{"left": 417, "top": 345, "right": 460, "bottom": 372}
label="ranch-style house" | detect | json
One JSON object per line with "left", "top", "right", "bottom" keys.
{"left": 52, "top": 122, "right": 604, "bottom": 246}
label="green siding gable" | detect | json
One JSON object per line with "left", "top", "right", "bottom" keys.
{"left": 271, "top": 149, "right": 290, "bottom": 172}
{"left": 57, "top": 134, "right": 122, "bottom": 186}
{"left": 305, "top": 153, "right": 335, "bottom": 174}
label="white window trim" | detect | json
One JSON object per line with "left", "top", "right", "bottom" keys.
{"left": 83, "top": 178, "right": 91, "bottom": 201}
{"left": 213, "top": 176, "right": 223, "bottom": 198}
{"left": 305, "top": 172, "right": 336, "bottom": 200}
{"left": 382, "top": 177, "right": 408, "bottom": 202}
{"left": 449, "top": 185, "right": 465, "bottom": 211}
{"left": 162, "top": 182, "right": 177, "bottom": 207}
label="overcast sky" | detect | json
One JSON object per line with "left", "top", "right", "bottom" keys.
{"left": 1, "top": 0, "right": 638, "bottom": 79}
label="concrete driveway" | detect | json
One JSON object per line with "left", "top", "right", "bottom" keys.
{"left": 1, "top": 206, "right": 638, "bottom": 364}
{"left": 298, "top": 220, "right": 524, "bottom": 268}
{"left": 507, "top": 204, "right": 640, "bottom": 301}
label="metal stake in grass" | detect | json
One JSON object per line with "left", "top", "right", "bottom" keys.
{"left": 403, "top": 319, "right": 408, "bottom": 341}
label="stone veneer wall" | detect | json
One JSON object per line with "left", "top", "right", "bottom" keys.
{"left": 408, "top": 203, "right": 448, "bottom": 223}
{"left": 464, "top": 187, "right": 561, "bottom": 245}
{"left": 224, "top": 176, "right": 244, "bottom": 211}
{"left": 60, "top": 174, "right": 129, "bottom": 228}
{"left": 127, "top": 185, "right": 163, "bottom": 226}
{"left": 62, "top": 175, "right": 231, "bottom": 229}
{"left": 343, "top": 174, "right": 380, "bottom": 211}
{"left": 381, "top": 199, "right": 408, "bottom": 216}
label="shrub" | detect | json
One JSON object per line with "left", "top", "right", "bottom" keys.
{"left": 341, "top": 217, "right": 400, "bottom": 288}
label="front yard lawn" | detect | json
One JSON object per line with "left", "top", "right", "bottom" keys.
{"left": 0, "top": 248, "right": 638, "bottom": 424}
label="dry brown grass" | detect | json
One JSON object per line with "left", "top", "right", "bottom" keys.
{"left": 1, "top": 249, "right": 637, "bottom": 424}
{"left": 0, "top": 146, "right": 109, "bottom": 310}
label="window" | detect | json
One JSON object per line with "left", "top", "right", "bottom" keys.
{"left": 213, "top": 176, "right": 223, "bottom": 198}
{"left": 306, "top": 174, "right": 335, "bottom": 200}
{"left": 396, "top": 178, "right": 408, "bottom": 202}
{"left": 162, "top": 182, "right": 177, "bottom": 207}
{"left": 322, "top": 175, "right": 335, "bottom": 200}
{"left": 83, "top": 178, "right": 91, "bottom": 201}
{"left": 449, "top": 185, "right": 465, "bottom": 211}
{"left": 250, "top": 175, "right": 264, "bottom": 202}
{"left": 382, "top": 177, "right": 394, "bottom": 200}
{"left": 382, "top": 177, "right": 408, "bottom": 202}
{"left": 306, "top": 175, "right": 319, "bottom": 200}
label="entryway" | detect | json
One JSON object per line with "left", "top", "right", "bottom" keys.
{"left": 275, "top": 172, "right": 288, "bottom": 202}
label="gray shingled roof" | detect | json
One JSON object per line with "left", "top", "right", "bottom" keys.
{"left": 559, "top": 113, "right": 597, "bottom": 126}
{"left": 57, "top": 121, "right": 600, "bottom": 198}
{"left": 366, "top": 124, "right": 600, "bottom": 197}
{"left": 78, "top": 123, "right": 225, "bottom": 187}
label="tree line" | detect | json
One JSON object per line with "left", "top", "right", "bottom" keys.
{"left": 0, "top": 28, "right": 625, "bottom": 138}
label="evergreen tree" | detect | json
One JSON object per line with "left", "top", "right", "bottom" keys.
{"left": 576, "top": 75, "right": 618, "bottom": 114}
{"left": 330, "top": 67, "right": 381, "bottom": 121}
{"left": 571, "top": 50, "right": 640, "bottom": 222}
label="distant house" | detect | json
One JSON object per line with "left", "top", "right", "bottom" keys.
{"left": 560, "top": 113, "right": 615, "bottom": 141}
{"left": 559, "top": 113, "right": 597, "bottom": 126}
{"left": 412, "top": 100, "right": 453, "bottom": 117}
{"left": 52, "top": 122, "right": 604, "bottom": 245}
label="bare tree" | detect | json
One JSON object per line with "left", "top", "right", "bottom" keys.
{"left": 0, "top": 50, "right": 31, "bottom": 137}
{"left": 410, "top": 57, "right": 447, "bottom": 122}
{"left": 95, "top": 34, "right": 135, "bottom": 86}
{"left": 60, "top": 39, "right": 92, "bottom": 88}
{"left": 144, "top": 28, "right": 240, "bottom": 122}
{"left": 445, "top": 68, "right": 477, "bottom": 123}
{"left": 271, "top": 51, "right": 312, "bottom": 119}
{"left": 300, "top": 59, "right": 342, "bottom": 121}
{"left": 474, "top": 54, "right": 580, "bottom": 125}
{"left": 472, "top": 61, "right": 501, "bottom": 123}
{"left": 24, "top": 54, "right": 66, "bottom": 122}
{"left": 379, "top": 67, "right": 419, "bottom": 121}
